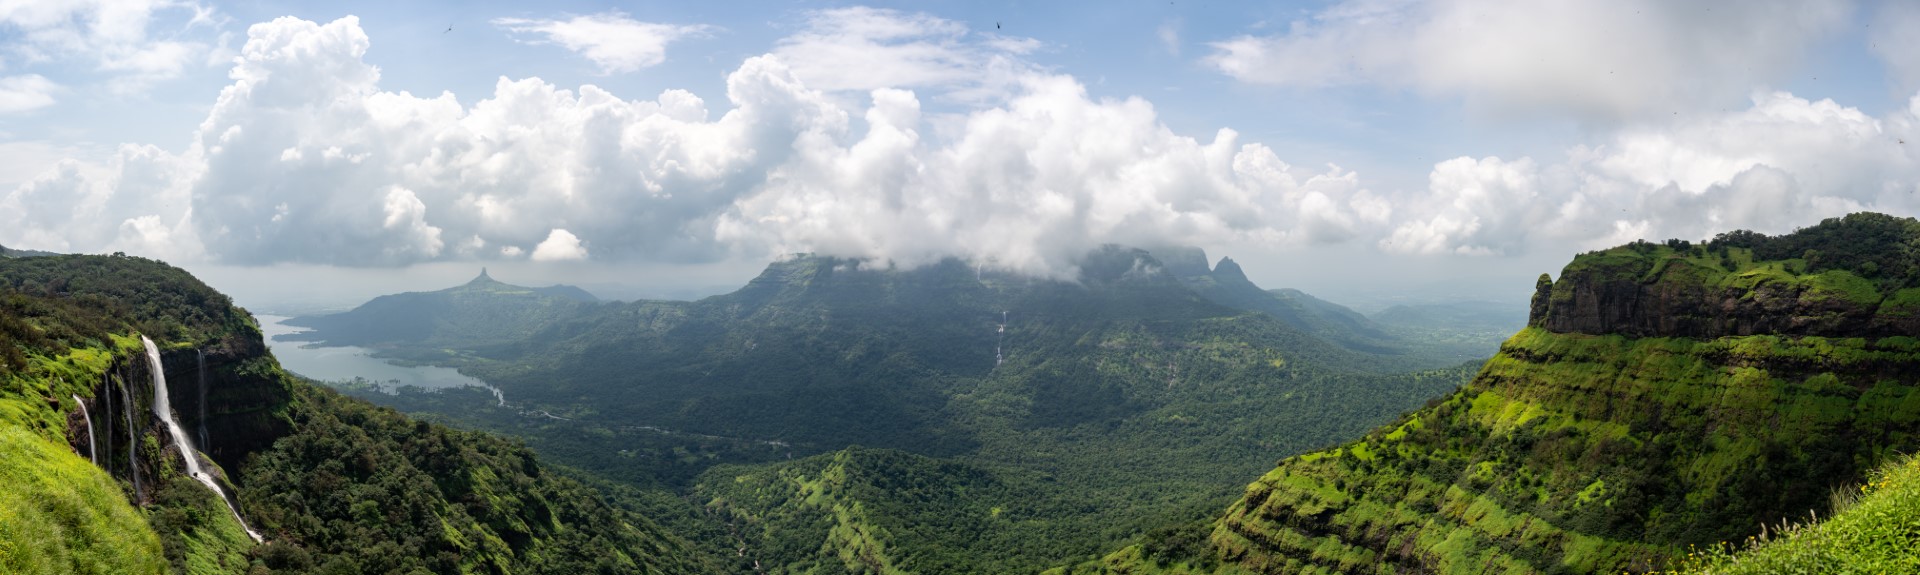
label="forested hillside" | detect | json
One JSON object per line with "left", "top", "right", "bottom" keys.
{"left": 295, "top": 245, "right": 1488, "bottom": 572}
{"left": 0, "top": 254, "right": 715, "bottom": 574}
{"left": 1062, "top": 213, "right": 1920, "bottom": 575}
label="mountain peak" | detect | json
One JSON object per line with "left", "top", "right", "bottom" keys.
{"left": 1212, "top": 256, "right": 1249, "bottom": 283}
{"left": 469, "top": 267, "right": 496, "bottom": 285}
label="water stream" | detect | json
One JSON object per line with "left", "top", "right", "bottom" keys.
{"left": 72, "top": 394, "right": 96, "bottom": 465}
{"left": 121, "top": 375, "right": 138, "bottom": 497}
{"left": 144, "top": 336, "right": 263, "bottom": 543}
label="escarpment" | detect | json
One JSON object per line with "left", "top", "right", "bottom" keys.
{"left": 1534, "top": 212, "right": 1920, "bottom": 339}
{"left": 1062, "top": 213, "right": 1920, "bottom": 575}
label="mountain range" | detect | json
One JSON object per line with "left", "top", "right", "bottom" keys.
{"left": 9, "top": 214, "right": 1920, "bottom": 574}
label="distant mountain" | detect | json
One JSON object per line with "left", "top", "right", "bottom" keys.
{"left": 282, "top": 267, "right": 599, "bottom": 349}
{"left": 1157, "top": 246, "right": 1405, "bottom": 356}
{"left": 0, "top": 254, "right": 715, "bottom": 574}
{"left": 304, "top": 245, "right": 1479, "bottom": 573}
{"left": 1369, "top": 300, "right": 1527, "bottom": 332}
{"left": 1066, "top": 212, "right": 1920, "bottom": 575}
{"left": 1162, "top": 246, "right": 1510, "bottom": 362}
{"left": 0, "top": 243, "right": 59, "bottom": 258}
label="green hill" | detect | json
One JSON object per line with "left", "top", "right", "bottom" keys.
{"left": 1062, "top": 213, "right": 1920, "bottom": 575}
{"left": 0, "top": 254, "right": 715, "bottom": 574}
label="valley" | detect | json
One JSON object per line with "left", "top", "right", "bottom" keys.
{"left": 8, "top": 215, "right": 1920, "bottom": 575}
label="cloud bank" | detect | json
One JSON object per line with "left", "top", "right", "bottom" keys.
{"left": 5, "top": 7, "right": 1920, "bottom": 280}
{"left": 1, "top": 13, "right": 1388, "bottom": 277}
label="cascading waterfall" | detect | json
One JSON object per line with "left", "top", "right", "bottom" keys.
{"left": 72, "top": 394, "right": 96, "bottom": 465}
{"left": 197, "top": 350, "right": 208, "bottom": 450}
{"left": 121, "top": 373, "right": 139, "bottom": 497}
{"left": 143, "top": 336, "right": 264, "bottom": 543}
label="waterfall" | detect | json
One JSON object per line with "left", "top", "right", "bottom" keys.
{"left": 197, "top": 350, "right": 209, "bottom": 450}
{"left": 121, "top": 374, "right": 139, "bottom": 497}
{"left": 995, "top": 311, "right": 1008, "bottom": 367}
{"left": 143, "top": 336, "right": 264, "bottom": 543}
{"left": 72, "top": 394, "right": 96, "bottom": 465}
{"left": 102, "top": 373, "right": 113, "bottom": 474}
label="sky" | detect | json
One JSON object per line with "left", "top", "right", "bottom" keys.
{"left": 5, "top": 0, "right": 1920, "bottom": 312}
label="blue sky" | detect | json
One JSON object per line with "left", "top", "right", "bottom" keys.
{"left": 5, "top": 1, "right": 1920, "bottom": 310}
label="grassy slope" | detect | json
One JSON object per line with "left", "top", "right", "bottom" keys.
{"left": 1672, "top": 452, "right": 1920, "bottom": 574}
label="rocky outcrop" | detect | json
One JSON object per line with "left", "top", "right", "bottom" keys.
{"left": 1534, "top": 257, "right": 1916, "bottom": 339}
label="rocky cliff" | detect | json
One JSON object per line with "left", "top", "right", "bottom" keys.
{"left": 1534, "top": 212, "right": 1920, "bottom": 338}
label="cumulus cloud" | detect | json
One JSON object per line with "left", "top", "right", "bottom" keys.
{"left": 1, "top": 14, "right": 1391, "bottom": 277}
{"left": 1384, "top": 91, "right": 1920, "bottom": 255}
{"left": 13, "top": 11, "right": 1916, "bottom": 276}
{"left": 718, "top": 78, "right": 1393, "bottom": 276}
{"left": 1206, "top": 0, "right": 1849, "bottom": 122}
{"left": 493, "top": 11, "right": 711, "bottom": 74}
{"left": 531, "top": 229, "right": 588, "bottom": 261}
{"left": 0, "top": 74, "right": 59, "bottom": 113}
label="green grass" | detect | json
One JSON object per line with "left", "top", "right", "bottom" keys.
{"left": 0, "top": 413, "right": 166, "bottom": 575}
{"left": 1672, "top": 452, "right": 1920, "bottom": 575}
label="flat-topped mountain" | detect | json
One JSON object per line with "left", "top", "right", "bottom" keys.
{"left": 1066, "top": 213, "right": 1920, "bottom": 575}
{"left": 1539, "top": 211, "right": 1920, "bottom": 338}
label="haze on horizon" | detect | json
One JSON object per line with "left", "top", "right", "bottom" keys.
{"left": 5, "top": 0, "right": 1919, "bottom": 311}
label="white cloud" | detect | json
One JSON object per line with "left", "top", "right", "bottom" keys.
{"left": 0, "top": 0, "right": 222, "bottom": 91}
{"left": 0, "top": 74, "right": 59, "bottom": 112}
{"left": 718, "top": 77, "right": 1391, "bottom": 277}
{"left": 493, "top": 11, "right": 710, "bottom": 75}
{"left": 1, "top": 15, "right": 1388, "bottom": 277}
{"left": 1206, "top": 0, "right": 1850, "bottom": 122}
{"left": 1384, "top": 90, "right": 1920, "bottom": 255}
{"left": 531, "top": 228, "right": 588, "bottom": 261}
{"left": 771, "top": 7, "right": 1037, "bottom": 102}
{"left": 15, "top": 12, "right": 1915, "bottom": 276}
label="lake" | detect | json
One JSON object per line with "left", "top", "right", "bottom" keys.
{"left": 255, "top": 314, "right": 504, "bottom": 404}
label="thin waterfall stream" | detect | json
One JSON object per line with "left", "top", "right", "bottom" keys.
{"left": 72, "top": 394, "right": 96, "bottom": 465}
{"left": 197, "top": 350, "right": 209, "bottom": 450}
{"left": 143, "top": 336, "right": 264, "bottom": 543}
{"left": 121, "top": 374, "right": 138, "bottom": 497}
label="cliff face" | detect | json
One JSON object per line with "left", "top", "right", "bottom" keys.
{"left": 1534, "top": 213, "right": 1920, "bottom": 338}
{"left": 1533, "top": 253, "right": 1920, "bottom": 338}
